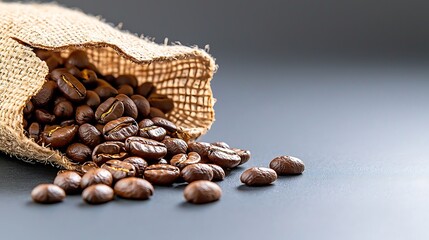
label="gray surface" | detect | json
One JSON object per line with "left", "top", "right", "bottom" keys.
{"left": 2, "top": 59, "right": 429, "bottom": 240}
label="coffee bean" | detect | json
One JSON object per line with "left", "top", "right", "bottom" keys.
{"left": 75, "top": 105, "right": 94, "bottom": 125}
{"left": 40, "top": 125, "right": 78, "bottom": 148}
{"left": 170, "top": 152, "right": 201, "bottom": 170}
{"left": 85, "top": 90, "right": 101, "bottom": 109}
{"left": 80, "top": 69, "right": 98, "bottom": 86}
{"left": 53, "top": 100, "right": 74, "bottom": 119}
{"left": 92, "top": 141, "right": 128, "bottom": 166}
{"left": 32, "top": 81, "right": 57, "bottom": 106}
{"left": 35, "top": 109, "right": 56, "bottom": 124}
{"left": 66, "top": 143, "right": 92, "bottom": 163}
{"left": 136, "top": 82, "right": 156, "bottom": 98}
{"left": 60, "top": 119, "right": 76, "bottom": 126}
{"left": 31, "top": 184, "right": 66, "bottom": 204}
{"left": 66, "top": 50, "right": 90, "bottom": 69}
{"left": 148, "top": 107, "right": 166, "bottom": 118}
{"left": 131, "top": 95, "right": 150, "bottom": 118}
{"left": 123, "top": 156, "right": 148, "bottom": 178}
{"left": 103, "top": 74, "right": 116, "bottom": 84}
{"left": 148, "top": 93, "right": 174, "bottom": 113}
{"left": 95, "top": 97, "right": 124, "bottom": 124}
{"left": 125, "top": 137, "right": 167, "bottom": 160}
{"left": 101, "top": 160, "right": 136, "bottom": 182}
{"left": 54, "top": 171, "right": 82, "bottom": 194}
{"left": 269, "top": 156, "right": 305, "bottom": 175}
{"left": 183, "top": 180, "right": 221, "bottom": 204}
{"left": 157, "top": 159, "right": 168, "bottom": 164}
{"left": 23, "top": 101, "right": 34, "bottom": 115}
{"left": 144, "top": 164, "right": 180, "bottom": 185}
{"left": 152, "top": 117, "right": 177, "bottom": 133}
{"left": 212, "top": 142, "right": 230, "bottom": 149}
{"left": 103, "top": 117, "right": 138, "bottom": 141}
{"left": 94, "top": 86, "right": 118, "bottom": 100}
{"left": 95, "top": 123, "right": 104, "bottom": 133}
{"left": 138, "top": 119, "right": 166, "bottom": 141}
{"left": 82, "top": 184, "right": 114, "bottom": 204}
{"left": 80, "top": 161, "right": 98, "bottom": 174}
{"left": 114, "top": 177, "right": 154, "bottom": 200}
{"left": 35, "top": 49, "right": 56, "bottom": 60}
{"left": 188, "top": 142, "right": 211, "bottom": 162}
{"left": 28, "top": 122, "right": 40, "bottom": 142}
{"left": 117, "top": 84, "right": 134, "bottom": 96}
{"left": 181, "top": 163, "right": 213, "bottom": 183}
{"left": 23, "top": 119, "right": 28, "bottom": 128}
{"left": 54, "top": 96, "right": 68, "bottom": 105}
{"left": 80, "top": 168, "right": 113, "bottom": 189}
{"left": 207, "top": 164, "right": 225, "bottom": 181}
{"left": 162, "top": 138, "right": 187, "bottom": 157}
{"left": 115, "top": 75, "right": 138, "bottom": 88}
{"left": 52, "top": 69, "right": 87, "bottom": 102}
{"left": 66, "top": 65, "right": 82, "bottom": 78}
{"left": 208, "top": 145, "right": 241, "bottom": 169}
{"left": 240, "top": 167, "right": 277, "bottom": 186}
{"left": 45, "top": 55, "right": 63, "bottom": 72}
{"left": 115, "top": 94, "right": 138, "bottom": 119}
{"left": 232, "top": 148, "right": 251, "bottom": 165}
{"left": 78, "top": 123, "right": 102, "bottom": 148}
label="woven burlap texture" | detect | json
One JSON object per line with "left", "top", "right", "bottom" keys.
{"left": 0, "top": 2, "right": 216, "bottom": 170}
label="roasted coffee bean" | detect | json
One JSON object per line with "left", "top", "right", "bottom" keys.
{"left": 80, "top": 161, "right": 98, "bottom": 174}
{"left": 152, "top": 117, "right": 177, "bottom": 133}
{"left": 82, "top": 184, "right": 114, "bottom": 204}
{"left": 80, "top": 168, "right": 113, "bottom": 189}
{"left": 35, "top": 109, "right": 56, "bottom": 124}
{"left": 35, "top": 49, "right": 55, "bottom": 60}
{"left": 32, "top": 81, "right": 57, "bottom": 106}
{"left": 117, "top": 84, "right": 134, "bottom": 96}
{"left": 94, "top": 85, "right": 118, "bottom": 100}
{"left": 148, "top": 93, "right": 174, "bottom": 113}
{"left": 131, "top": 95, "right": 150, "bottom": 118}
{"left": 28, "top": 122, "right": 40, "bottom": 141}
{"left": 40, "top": 125, "right": 78, "bottom": 148}
{"left": 80, "top": 69, "right": 98, "bottom": 86}
{"left": 95, "top": 97, "right": 124, "bottom": 124}
{"left": 103, "top": 74, "right": 116, "bottom": 84}
{"left": 207, "top": 164, "right": 225, "bottom": 181}
{"left": 66, "top": 50, "right": 90, "bottom": 69}
{"left": 87, "top": 63, "right": 102, "bottom": 77}
{"left": 144, "top": 164, "right": 180, "bottom": 185}
{"left": 114, "top": 177, "right": 154, "bottom": 200}
{"left": 78, "top": 123, "right": 102, "bottom": 148}
{"left": 157, "top": 159, "right": 168, "bottom": 164}
{"left": 31, "top": 184, "right": 66, "bottom": 204}
{"left": 208, "top": 145, "right": 241, "bottom": 169}
{"left": 23, "top": 101, "right": 34, "bottom": 115}
{"left": 125, "top": 137, "right": 167, "bottom": 160}
{"left": 95, "top": 123, "right": 104, "bottom": 133}
{"left": 45, "top": 55, "right": 63, "bottom": 72}
{"left": 115, "top": 94, "right": 138, "bottom": 119}
{"left": 115, "top": 75, "right": 138, "bottom": 88}
{"left": 60, "top": 119, "right": 76, "bottom": 126}
{"left": 52, "top": 69, "right": 87, "bottom": 102}
{"left": 162, "top": 138, "right": 187, "bottom": 157}
{"left": 148, "top": 107, "right": 166, "bottom": 118}
{"left": 66, "top": 143, "right": 92, "bottom": 163}
{"left": 101, "top": 160, "right": 136, "bottom": 182}
{"left": 54, "top": 96, "right": 68, "bottom": 105}
{"left": 212, "top": 142, "right": 230, "bottom": 149}
{"left": 85, "top": 90, "right": 101, "bottom": 109}
{"left": 184, "top": 180, "right": 221, "bottom": 204}
{"left": 54, "top": 171, "right": 82, "bottom": 194}
{"left": 75, "top": 105, "right": 94, "bottom": 125}
{"left": 92, "top": 141, "right": 128, "bottom": 166}
{"left": 269, "top": 156, "right": 305, "bottom": 175}
{"left": 103, "top": 117, "right": 138, "bottom": 141}
{"left": 232, "top": 148, "right": 251, "bottom": 165}
{"left": 66, "top": 65, "right": 82, "bottom": 78}
{"left": 53, "top": 100, "right": 74, "bottom": 119}
{"left": 240, "top": 167, "right": 277, "bottom": 186}
{"left": 181, "top": 163, "right": 213, "bottom": 183}
{"left": 170, "top": 152, "right": 201, "bottom": 170}
{"left": 136, "top": 82, "right": 156, "bottom": 98}
{"left": 188, "top": 142, "right": 211, "bottom": 162}
{"left": 138, "top": 119, "right": 166, "bottom": 141}
{"left": 123, "top": 157, "right": 148, "bottom": 178}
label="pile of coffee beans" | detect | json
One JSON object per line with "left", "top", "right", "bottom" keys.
{"left": 27, "top": 49, "right": 305, "bottom": 205}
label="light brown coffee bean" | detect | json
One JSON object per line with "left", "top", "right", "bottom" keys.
{"left": 82, "top": 184, "right": 114, "bottom": 204}
{"left": 269, "top": 156, "right": 305, "bottom": 175}
{"left": 181, "top": 163, "right": 213, "bottom": 183}
{"left": 207, "top": 164, "right": 225, "bottom": 181}
{"left": 31, "top": 184, "right": 66, "bottom": 204}
{"left": 170, "top": 152, "right": 201, "bottom": 170}
{"left": 53, "top": 171, "right": 82, "bottom": 194}
{"left": 183, "top": 180, "right": 221, "bottom": 204}
{"left": 80, "top": 168, "right": 113, "bottom": 189}
{"left": 114, "top": 177, "right": 154, "bottom": 200}
{"left": 240, "top": 167, "right": 277, "bottom": 186}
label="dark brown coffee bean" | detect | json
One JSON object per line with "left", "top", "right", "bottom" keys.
{"left": 40, "top": 125, "right": 78, "bottom": 148}
{"left": 240, "top": 167, "right": 277, "bottom": 186}
{"left": 138, "top": 119, "right": 166, "bottom": 141}
{"left": 53, "top": 96, "right": 68, "bottom": 105}
{"left": 75, "top": 105, "right": 94, "bottom": 125}
{"left": 95, "top": 97, "right": 124, "bottom": 124}
{"left": 207, "top": 164, "right": 225, "bottom": 181}
{"left": 148, "top": 107, "right": 166, "bottom": 118}
{"left": 32, "top": 81, "right": 57, "bottom": 106}
{"left": 92, "top": 141, "right": 128, "bottom": 166}
{"left": 66, "top": 143, "right": 92, "bottom": 163}
{"left": 60, "top": 119, "right": 76, "bottom": 126}
{"left": 136, "top": 82, "right": 156, "bottom": 98}
{"left": 162, "top": 138, "right": 187, "bottom": 157}
{"left": 123, "top": 157, "right": 148, "bottom": 178}
{"left": 103, "top": 74, "right": 116, "bottom": 84}
{"left": 152, "top": 117, "right": 177, "bottom": 133}
{"left": 117, "top": 84, "right": 134, "bottom": 96}
{"left": 188, "top": 142, "right": 211, "bottom": 162}
{"left": 34, "top": 49, "right": 55, "bottom": 60}
{"left": 80, "top": 69, "right": 98, "bottom": 86}
{"left": 269, "top": 156, "right": 305, "bottom": 175}
{"left": 131, "top": 95, "right": 150, "bottom": 118}
{"left": 114, "top": 177, "right": 154, "bottom": 200}
{"left": 95, "top": 123, "right": 104, "bottom": 133}
{"left": 28, "top": 122, "right": 40, "bottom": 142}
{"left": 31, "top": 184, "right": 66, "bottom": 204}
{"left": 78, "top": 123, "right": 102, "bottom": 148}
{"left": 184, "top": 180, "right": 221, "bottom": 204}
{"left": 80, "top": 168, "right": 113, "bottom": 189}
{"left": 148, "top": 93, "right": 174, "bottom": 113}
{"left": 85, "top": 90, "right": 101, "bottom": 109}
{"left": 181, "top": 163, "right": 213, "bottom": 183}
{"left": 170, "top": 152, "right": 201, "bottom": 170}
{"left": 115, "top": 75, "right": 138, "bottom": 88}
{"left": 66, "top": 50, "right": 90, "bottom": 69}
{"left": 232, "top": 148, "right": 251, "bottom": 165}
{"left": 45, "top": 55, "right": 63, "bottom": 72}
{"left": 52, "top": 69, "right": 87, "bottom": 102}
{"left": 82, "top": 184, "right": 114, "bottom": 204}
{"left": 53, "top": 100, "right": 74, "bottom": 119}
{"left": 23, "top": 101, "right": 34, "bottom": 115}
{"left": 125, "top": 137, "right": 167, "bottom": 160}
{"left": 212, "top": 142, "right": 230, "bottom": 149}
{"left": 54, "top": 171, "right": 82, "bottom": 194}
{"left": 101, "top": 160, "right": 136, "bottom": 182}
{"left": 208, "top": 145, "right": 241, "bottom": 169}
{"left": 80, "top": 161, "right": 98, "bottom": 174}
{"left": 66, "top": 65, "right": 82, "bottom": 78}
{"left": 35, "top": 109, "right": 56, "bottom": 124}
{"left": 115, "top": 94, "right": 138, "bottom": 119}
{"left": 144, "top": 164, "right": 180, "bottom": 185}
{"left": 94, "top": 86, "right": 118, "bottom": 100}
{"left": 102, "top": 117, "right": 138, "bottom": 141}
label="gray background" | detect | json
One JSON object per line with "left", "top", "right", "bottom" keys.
{"left": 2, "top": 0, "right": 429, "bottom": 239}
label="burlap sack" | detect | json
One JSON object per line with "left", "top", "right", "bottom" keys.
{"left": 0, "top": 2, "right": 216, "bottom": 170}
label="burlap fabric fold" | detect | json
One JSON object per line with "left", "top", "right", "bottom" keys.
{"left": 0, "top": 2, "right": 216, "bottom": 170}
